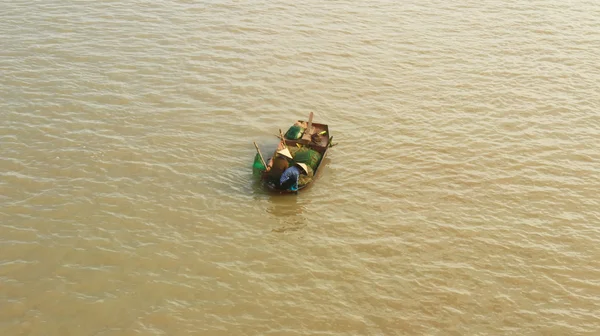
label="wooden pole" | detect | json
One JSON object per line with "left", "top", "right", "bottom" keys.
{"left": 253, "top": 142, "right": 267, "bottom": 169}
{"left": 301, "top": 112, "right": 314, "bottom": 142}
{"left": 278, "top": 129, "right": 287, "bottom": 149}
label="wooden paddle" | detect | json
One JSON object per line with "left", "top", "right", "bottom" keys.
{"left": 253, "top": 141, "right": 267, "bottom": 169}
{"left": 278, "top": 129, "right": 287, "bottom": 149}
{"left": 301, "top": 112, "right": 314, "bottom": 142}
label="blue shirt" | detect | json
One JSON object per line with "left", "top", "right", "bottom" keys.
{"left": 280, "top": 166, "right": 301, "bottom": 190}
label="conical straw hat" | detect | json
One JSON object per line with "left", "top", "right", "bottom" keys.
{"left": 277, "top": 148, "right": 293, "bottom": 159}
{"left": 296, "top": 163, "right": 309, "bottom": 175}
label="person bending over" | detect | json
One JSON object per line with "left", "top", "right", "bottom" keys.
{"left": 279, "top": 163, "right": 309, "bottom": 191}
{"left": 266, "top": 147, "right": 293, "bottom": 183}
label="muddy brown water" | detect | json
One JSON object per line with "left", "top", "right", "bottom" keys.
{"left": 1, "top": 1, "right": 600, "bottom": 335}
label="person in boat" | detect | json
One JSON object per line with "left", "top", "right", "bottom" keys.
{"left": 279, "top": 162, "right": 309, "bottom": 191}
{"left": 266, "top": 147, "right": 293, "bottom": 182}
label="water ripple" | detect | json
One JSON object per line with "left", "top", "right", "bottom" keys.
{"left": 2, "top": 0, "right": 600, "bottom": 335}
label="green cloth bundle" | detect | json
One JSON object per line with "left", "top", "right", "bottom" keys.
{"left": 284, "top": 125, "right": 305, "bottom": 140}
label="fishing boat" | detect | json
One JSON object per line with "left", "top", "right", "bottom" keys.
{"left": 253, "top": 113, "right": 333, "bottom": 194}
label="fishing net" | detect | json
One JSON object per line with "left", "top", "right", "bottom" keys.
{"left": 284, "top": 125, "right": 305, "bottom": 140}
{"left": 289, "top": 146, "right": 322, "bottom": 170}
{"left": 252, "top": 153, "right": 266, "bottom": 176}
{"left": 287, "top": 146, "right": 301, "bottom": 157}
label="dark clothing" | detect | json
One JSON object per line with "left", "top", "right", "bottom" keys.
{"left": 268, "top": 155, "right": 289, "bottom": 182}
{"left": 279, "top": 177, "right": 297, "bottom": 191}
{"left": 279, "top": 166, "right": 301, "bottom": 191}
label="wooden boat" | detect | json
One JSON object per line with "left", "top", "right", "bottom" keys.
{"left": 253, "top": 113, "right": 332, "bottom": 194}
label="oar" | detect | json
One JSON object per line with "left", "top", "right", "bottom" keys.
{"left": 253, "top": 141, "right": 267, "bottom": 169}
{"left": 278, "top": 129, "right": 287, "bottom": 149}
{"left": 301, "top": 112, "right": 314, "bottom": 142}
{"left": 307, "top": 111, "right": 314, "bottom": 133}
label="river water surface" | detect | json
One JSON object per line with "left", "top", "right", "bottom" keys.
{"left": 2, "top": 0, "right": 600, "bottom": 335}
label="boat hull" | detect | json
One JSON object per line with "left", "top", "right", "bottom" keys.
{"left": 261, "top": 122, "right": 331, "bottom": 194}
